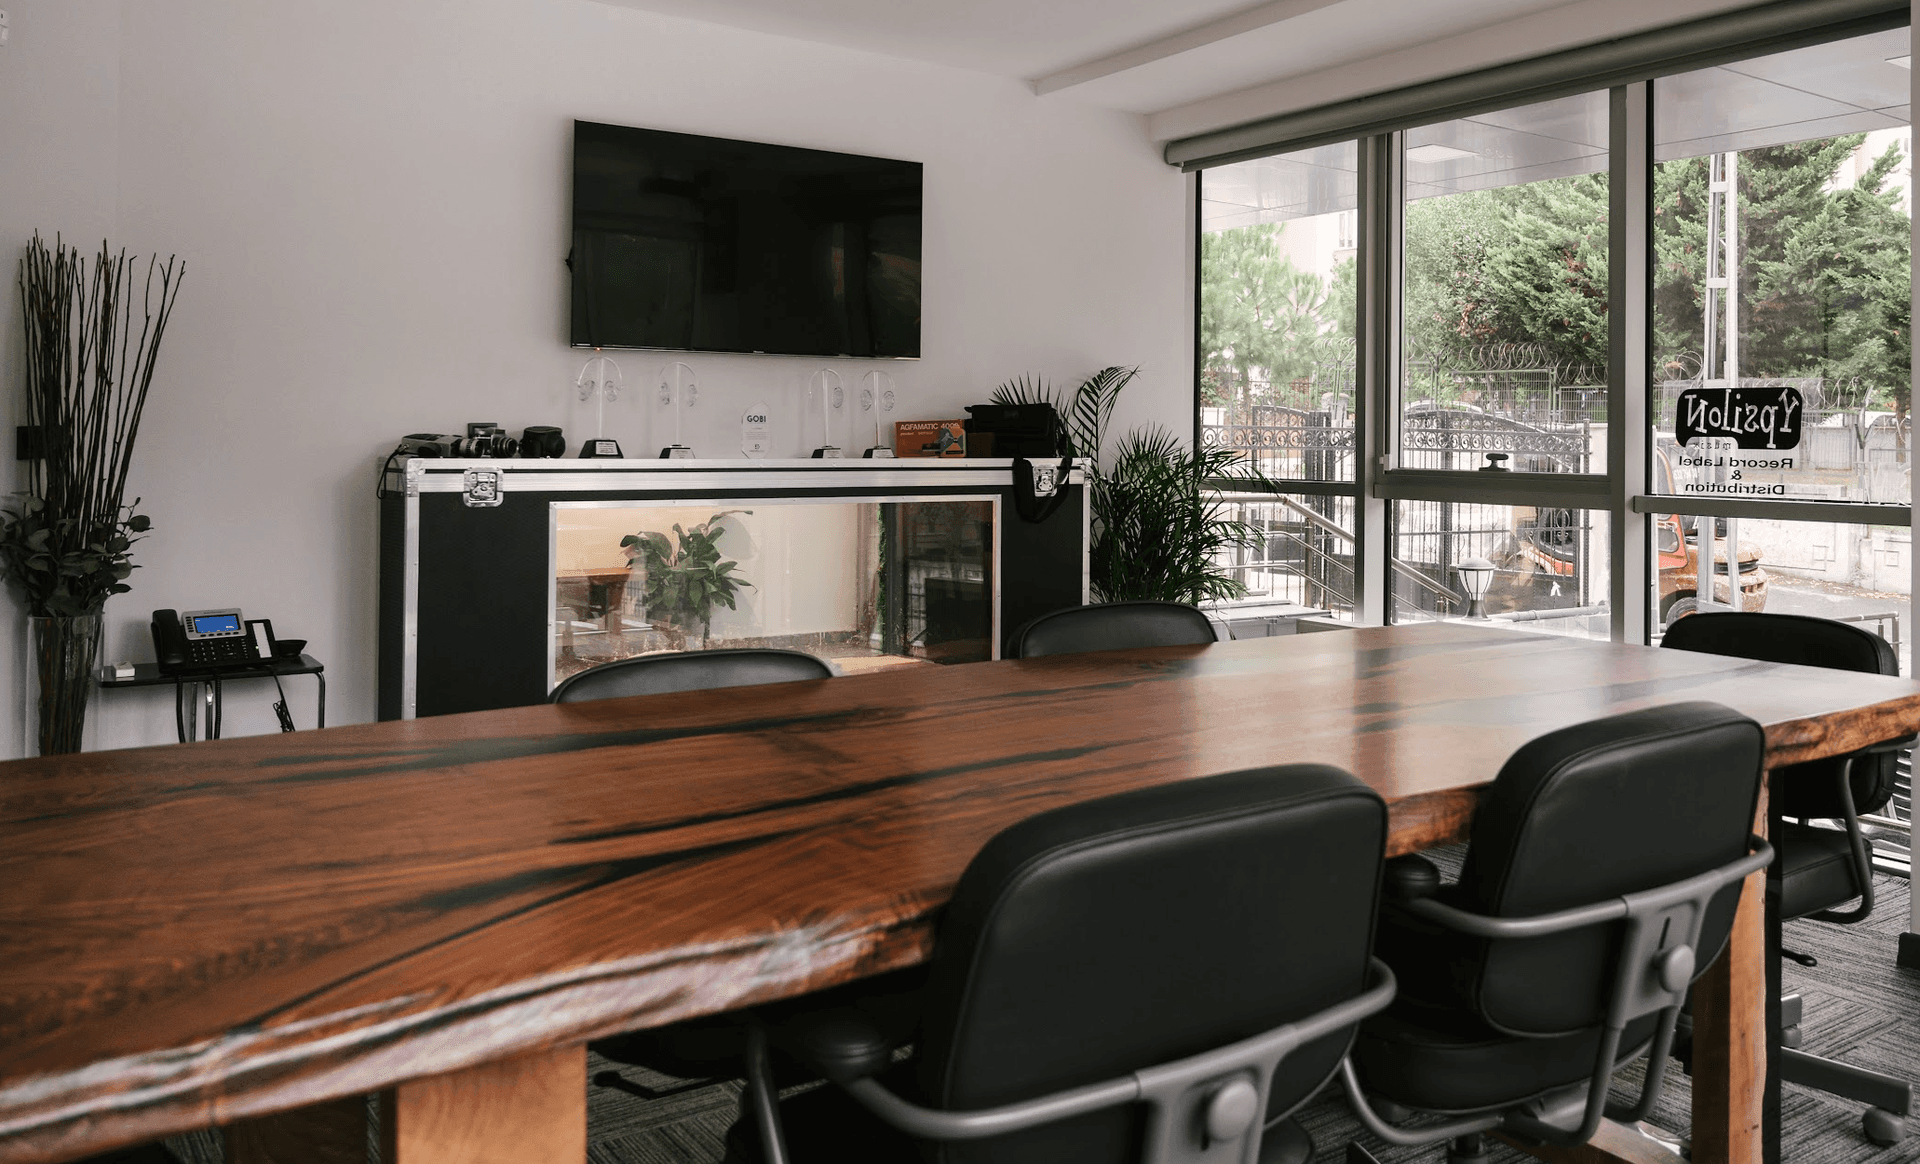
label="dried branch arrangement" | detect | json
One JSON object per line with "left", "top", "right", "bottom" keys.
{"left": 3, "top": 233, "right": 183, "bottom": 616}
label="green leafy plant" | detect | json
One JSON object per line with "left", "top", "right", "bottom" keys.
{"left": 0, "top": 497, "right": 150, "bottom": 617}
{"left": 620, "top": 511, "right": 754, "bottom": 640}
{"left": 994, "top": 364, "right": 1269, "bottom": 604}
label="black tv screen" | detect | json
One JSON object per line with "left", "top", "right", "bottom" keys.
{"left": 570, "top": 121, "right": 922, "bottom": 358}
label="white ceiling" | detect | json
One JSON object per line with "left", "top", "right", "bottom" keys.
{"left": 591, "top": 0, "right": 1258, "bottom": 81}
{"left": 1203, "top": 25, "right": 1913, "bottom": 231}
{"left": 590, "top": 0, "right": 1594, "bottom": 113}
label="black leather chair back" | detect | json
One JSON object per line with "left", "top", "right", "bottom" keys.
{"left": 549, "top": 648, "right": 832, "bottom": 703}
{"left": 1008, "top": 600, "right": 1216, "bottom": 659}
{"left": 912, "top": 765, "right": 1386, "bottom": 1164}
{"left": 1661, "top": 612, "right": 1899, "bottom": 818}
{"left": 1454, "top": 702, "right": 1764, "bottom": 1036}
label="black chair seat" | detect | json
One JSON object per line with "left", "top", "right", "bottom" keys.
{"left": 1773, "top": 821, "right": 1862, "bottom": 922}
{"left": 1007, "top": 600, "right": 1216, "bottom": 658}
{"left": 1355, "top": 999, "right": 1659, "bottom": 1114}
{"left": 1661, "top": 612, "right": 1914, "bottom": 1146}
{"left": 1340, "top": 702, "right": 1768, "bottom": 1155}
{"left": 730, "top": 764, "right": 1393, "bottom": 1164}
{"left": 551, "top": 647, "right": 832, "bottom": 703}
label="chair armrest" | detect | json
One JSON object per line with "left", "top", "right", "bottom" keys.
{"left": 839, "top": 959, "right": 1397, "bottom": 1147}
{"left": 779, "top": 1007, "right": 908, "bottom": 1085}
{"left": 1861, "top": 734, "right": 1918, "bottom": 755}
{"left": 1398, "top": 836, "right": 1772, "bottom": 939}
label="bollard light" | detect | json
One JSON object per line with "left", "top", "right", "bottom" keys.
{"left": 1455, "top": 557, "right": 1496, "bottom": 620}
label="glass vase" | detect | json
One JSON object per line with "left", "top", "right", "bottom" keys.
{"left": 32, "top": 614, "right": 101, "bottom": 755}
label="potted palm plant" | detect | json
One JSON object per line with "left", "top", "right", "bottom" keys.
{"left": 3, "top": 235, "right": 181, "bottom": 754}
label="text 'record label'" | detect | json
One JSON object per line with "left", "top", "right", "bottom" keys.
{"left": 1674, "top": 385, "right": 1803, "bottom": 451}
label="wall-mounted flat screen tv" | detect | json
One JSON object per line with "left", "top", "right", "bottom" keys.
{"left": 570, "top": 121, "right": 922, "bottom": 358}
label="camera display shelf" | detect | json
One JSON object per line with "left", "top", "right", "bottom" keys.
{"left": 98, "top": 654, "right": 325, "bottom": 743}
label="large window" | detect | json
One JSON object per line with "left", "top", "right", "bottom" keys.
{"left": 1646, "top": 29, "right": 1911, "bottom": 637}
{"left": 1201, "top": 143, "right": 1360, "bottom": 617}
{"left": 1195, "top": 21, "right": 1912, "bottom": 650}
{"left": 1401, "top": 91, "right": 1611, "bottom": 476}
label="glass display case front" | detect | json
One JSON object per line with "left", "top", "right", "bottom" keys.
{"left": 551, "top": 496, "right": 997, "bottom": 687}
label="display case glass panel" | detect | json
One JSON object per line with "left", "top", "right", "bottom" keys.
{"left": 551, "top": 496, "right": 997, "bottom": 687}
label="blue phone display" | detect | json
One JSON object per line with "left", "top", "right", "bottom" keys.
{"left": 191, "top": 613, "right": 241, "bottom": 635}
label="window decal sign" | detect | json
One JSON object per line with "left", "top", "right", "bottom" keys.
{"left": 1674, "top": 384, "right": 1803, "bottom": 451}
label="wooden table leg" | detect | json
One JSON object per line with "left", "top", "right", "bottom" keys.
{"left": 382, "top": 1044, "right": 586, "bottom": 1164}
{"left": 225, "top": 1045, "right": 585, "bottom": 1164}
{"left": 1500, "top": 1118, "right": 1686, "bottom": 1162}
{"left": 1689, "top": 861, "right": 1767, "bottom": 1163}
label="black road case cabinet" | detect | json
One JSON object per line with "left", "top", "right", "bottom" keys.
{"left": 378, "top": 459, "right": 1087, "bottom": 720}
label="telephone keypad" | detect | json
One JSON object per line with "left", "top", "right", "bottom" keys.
{"left": 188, "top": 638, "right": 254, "bottom": 666}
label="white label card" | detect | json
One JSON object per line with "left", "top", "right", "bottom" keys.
{"left": 742, "top": 401, "right": 771, "bottom": 459}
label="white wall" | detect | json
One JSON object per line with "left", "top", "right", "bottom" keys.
{"left": 0, "top": 3, "right": 123, "bottom": 751}
{"left": 0, "top": 0, "right": 1190, "bottom": 753}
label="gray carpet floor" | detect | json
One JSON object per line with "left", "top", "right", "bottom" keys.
{"left": 160, "top": 868, "right": 1920, "bottom": 1163}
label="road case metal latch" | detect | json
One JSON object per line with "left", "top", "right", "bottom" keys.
{"left": 462, "top": 468, "right": 505, "bottom": 507}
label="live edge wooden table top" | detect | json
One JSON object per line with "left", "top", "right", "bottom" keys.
{"left": 6, "top": 623, "right": 1920, "bottom": 1164}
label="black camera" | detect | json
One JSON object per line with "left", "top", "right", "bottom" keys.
{"left": 394, "top": 423, "right": 525, "bottom": 460}
{"left": 395, "top": 433, "right": 458, "bottom": 458}
{"left": 519, "top": 425, "right": 566, "bottom": 458}
{"left": 455, "top": 422, "right": 519, "bottom": 458}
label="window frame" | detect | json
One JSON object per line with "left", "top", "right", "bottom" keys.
{"left": 1192, "top": 23, "right": 1914, "bottom": 644}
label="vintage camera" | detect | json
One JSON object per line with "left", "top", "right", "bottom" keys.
{"left": 394, "top": 433, "right": 459, "bottom": 458}
{"left": 394, "top": 423, "right": 521, "bottom": 460}
{"left": 454, "top": 422, "right": 519, "bottom": 458}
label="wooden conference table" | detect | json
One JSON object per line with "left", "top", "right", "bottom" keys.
{"left": 5, "top": 623, "right": 1920, "bottom": 1164}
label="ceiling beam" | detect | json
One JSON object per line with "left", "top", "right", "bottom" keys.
{"left": 1031, "top": 0, "right": 1346, "bottom": 95}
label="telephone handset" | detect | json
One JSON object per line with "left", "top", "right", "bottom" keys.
{"left": 151, "top": 608, "right": 278, "bottom": 673}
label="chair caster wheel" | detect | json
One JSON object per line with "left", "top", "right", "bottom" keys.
{"left": 1864, "top": 1107, "right": 1905, "bottom": 1146}
{"left": 1781, "top": 1024, "right": 1803, "bottom": 1050}
{"left": 1447, "top": 1134, "right": 1492, "bottom": 1164}
{"left": 1258, "top": 1117, "right": 1314, "bottom": 1163}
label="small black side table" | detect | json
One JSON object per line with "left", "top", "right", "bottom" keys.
{"left": 97, "top": 655, "right": 326, "bottom": 743}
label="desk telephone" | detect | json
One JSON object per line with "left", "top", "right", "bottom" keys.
{"left": 151, "top": 609, "right": 300, "bottom": 734}
{"left": 151, "top": 609, "right": 278, "bottom": 671}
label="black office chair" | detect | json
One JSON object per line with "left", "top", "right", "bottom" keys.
{"left": 727, "top": 764, "right": 1396, "bottom": 1164}
{"left": 550, "top": 647, "right": 832, "bottom": 703}
{"left": 1341, "top": 702, "right": 1772, "bottom": 1164}
{"left": 1007, "top": 600, "right": 1217, "bottom": 659}
{"left": 552, "top": 646, "right": 833, "bottom": 1092}
{"left": 1661, "top": 611, "right": 1915, "bottom": 1144}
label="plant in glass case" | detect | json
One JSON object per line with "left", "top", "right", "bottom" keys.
{"left": 620, "top": 511, "right": 754, "bottom": 645}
